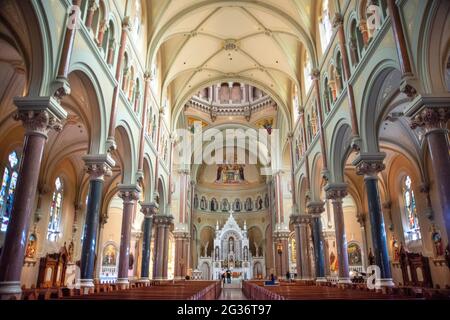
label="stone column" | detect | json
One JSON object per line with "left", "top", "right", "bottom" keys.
{"left": 311, "top": 69, "right": 330, "bottom": 176}
{"left": 273, "top": 231, "right": 289, "bottom": 278}
{"left": 325, "top": 183, "right": 351, "bottom": 285}
{"left": 411, "top": 105, "right": 450, "bottom": 248}
{"left": 241, "top": 84, "right": 246, "bottom": 103}
{"left": 107, "top": 17, "right": 131, "bottom": 149}
{"left": 333, "top": 14, "right": 361, "bottom": 148}
{"left": 353, "top": 153, "right": 394, "bottom": 287}
{"left": 53, "top": 0, "right": 82, "bottom": 99}
{"left": 307, "top": 201, "right": 326, "bottom": 283}
{"left": 291, "top": 215, "right": 312, "bottom": 280}
{"left": 116, "top": 185, "right": 140, "bottom": 288}
{"left": 152, "top": 215, "right": 173, "bottom": 280}
{"left": 107, "top": 39, "right": 117, "bottom": 66}
{"left": 139, "top": 202, "right": 157, "bottom": 282}
{"left": 96, "top": 20, "right": 107, "bottom": 47}
{"left": 357, "top": 213, "right": 369, "bottom": 270}
{"left": 0, "top": 97, "right": 66, "bottom": 299}
{"left": 178, "top": 170, "right": 189, "bottom": 223}
{"left": 174, "top": 230, "right": 190, "bottom": 279}
{"left": 80, "top": 154, "right": 114, "bottom": 292}
{"left": 85, "top": 0, "right": 99, "bottom": 31}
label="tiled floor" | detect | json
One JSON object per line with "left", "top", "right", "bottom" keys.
{"left": 219, "top": 288, "right": 247, "bottom": 300}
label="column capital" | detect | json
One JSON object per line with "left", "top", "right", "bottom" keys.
{"left": 140, "top": 202, "right": 158, "bottom": 217}
{"left": 177, "top": 169, "right": 190, "bottom": 175}
{"left": 410, "top": 107, "right": 450, "bottom": 132}
{"left": 173, "top": 230, "right": 190, "bottom": 239}
{"left": 13, "top": 96, "right": 67, "bottom": 137}
{"left": 88, "top": 0, "right": 99, "bottom": 11}
{"left": 352, "top": 152, "right": 386, "bottom": 177}
{"left": 117, "top": 184, "right": 141, "bottom": 203}
{"left": 153, "top": 214, "right": 174, "bottom": 226}
{"left": 311, "top": 68, "right": 320, "bottom": 81}
{"left": 332, "top": 13, "right": 344, "bottom": 28}
{"left": 356, "top": 213, "right": 366, "bottom": 226}
{"left": 324, "top": 183, "right": 348, "bottom": 200}
{"left": 273, "top": 230, "right": 290, "bottom": 240}
{"left": 83, "top": 154, "right": 115, "bottom": 181}
{"left": 290, "top": 214, "right": 311, "bottom": 225}
{"left": 122, "top": 16, "right": 132, "bottom": 31}
{"left": 306, "top": 201, "right": 325, "bottom": 216}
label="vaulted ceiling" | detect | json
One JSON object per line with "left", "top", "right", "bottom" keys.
{"left": 146, "top": 0, "right": 318, "bottom": 125}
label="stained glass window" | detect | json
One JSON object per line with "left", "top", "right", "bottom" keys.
{"left": 48, "top": 177, "right": 64, "bottom": 241}
{"left": 0, "top": 151, "right": 20, "bottom": 232}
{"left": 304, "top": 52, "right": 312, "bottom": 92}
{"left": 319, "top": 0, "right": 333, "bottom": 53}
{"left": 403, "top": 176, "right": 421, "bottom": 241}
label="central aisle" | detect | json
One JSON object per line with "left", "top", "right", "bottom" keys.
{"left": 219, "top": 288, "right": 247, "bottom": 300}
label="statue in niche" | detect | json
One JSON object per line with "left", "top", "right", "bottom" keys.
{"left": 229, "top": 237, "right": 234, "bottom": 253}
{"left": 200, "top": 197, "right": 207, "bottom": 210}
{"left": 210, "top": 198, "right": 218, "bottom": 212}
{"left": 244, "top": 198, "right": 253, "bottom": 211}
{"left": 68, "top": 240, "right": 74, "bottom": 262}
{"left": 256, "top": 197, "right": 263, "bottom": 210}
{"left": 392, "top": 236, "right": 400, "bottom": 262}
{"left": 215, "top": 246, "right": 219, "bottom": 260}
{"left": 222, "top": 199, "right": 230, "bottom": 211}
{"left": 25, "top": 233, "right": 37, "bottom": 259}
{"left": 431, "top": 224, "right": 444, "bottom": 257}
{"left": 234, "top": 199, "right": 241, "bottom": 212}
{"left": 368, "top": 248, "right": 375, "bottom": 266}
{"left": 194, "top": 194, "right": 199, "bottom": 209}
{"left": 264, "top": 194, "right": 269, "bottom": 208}
{"left": 129, "top": 253, "right": 134, "bottom": 270}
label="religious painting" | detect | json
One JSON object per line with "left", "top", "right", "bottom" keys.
{"left": 103, "top": 244, "right": 117, "bottom": 266}
{"left": 254, "top": 118, "right": 274, "bottom": 135}
{"left": 329, "top": 251, "right": 338, "bottom": 272}
{"left": 347, "top": 243, "right": 362, "bottom": 266}
{"left": 431, "top": 224, "right": 444, "bottom": 257}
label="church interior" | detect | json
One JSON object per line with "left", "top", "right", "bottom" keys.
{"left": 0, "top": 0, "right": 449, "bottom": 301}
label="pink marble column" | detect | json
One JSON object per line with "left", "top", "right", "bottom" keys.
{"left": 84, "top": 0, "right": 98, "bottom": 31}
{"left": 137, "top": 72, "right": 151, "bottom": 180}
{"left": 117, "top": 185, "right": 140, "bottom": 288}
{"left": 152, "top": 215, "right": 173, "bottom": 279}
{"left": 273, "top": 231, "right": 289, "bottom": 279}
{"left": 325, "top": 183, "right": 351, "bottom": 285}
{"left": 174, "top": 231, "right": 189, "bottom": 279}
{"left": 0, "top": 97, "right": 66, "bottom": 299}
{"left": 107, "top": 17, "right": 131, "bottom": 149}
{"left": 411, "top": 106, "right": 450, "bottom": 249}
{"left": 53, "top": 0, "right": 82, "bottom": 99}
{"left": 333, "top": 14, "right": 361, "bottom": 147}
{"left": 291, "top": 215, "right": 312, "bottom": 280}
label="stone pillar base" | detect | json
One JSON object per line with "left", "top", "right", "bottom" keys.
{"left": 377, "top": 278, "right": 395, "bottom": 288}
{"left": 0, "top": 281, "right": 22, "bottom": 300}
{"left": 116, "top": 278, "right": 129, "bottom": 289}
{"left": 315, "top": 277, "right": 327, "bottom": 285}
{"left": 79, "top": 279, "right": 94, "bottom": 294}
{"left": 338, "top": 278, "right": 352, "bottom": 284}
{"left": 139, "top": 278, "right": 150, "bottom": 283}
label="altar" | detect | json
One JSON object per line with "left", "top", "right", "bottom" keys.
{"left": 212, "top": 210, "right": 252, "bottom": 280}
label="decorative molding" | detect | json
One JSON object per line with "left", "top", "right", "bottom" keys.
{"left": 352, "top": 152, "right": 386, "bottom": 177}
{"left": 83, "top": 154, "right": 115, "bottom": 181}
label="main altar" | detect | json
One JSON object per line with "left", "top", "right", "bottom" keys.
{"left": 211, "top": 210, "right": 252, "bottom": 280}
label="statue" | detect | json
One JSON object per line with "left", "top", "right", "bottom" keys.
{"left": 200, "top": 197, "right": 207, "bottom": 210}
{"left": 68, "top": 240, "right": 74, "bottom": 262}
{"left": 215, "top": 246, "right": 219, "bottom": 260}
{"left": 256, "top": 197, "right": 263, "bottom": 210}
{"left": 25, "top": 234, "right": 37, "bottom": 259}
{"left": 431, "top": 225, "right": 444, "bottom": 257}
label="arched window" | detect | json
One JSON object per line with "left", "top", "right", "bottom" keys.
{"left": 350, "top": 19, "right": 364, "bottom": 66}
{"left": 402, "top": 176, "right": 421, "bottom": 241}
{"left": 122, "top": 53, "right": 129, "bottom": 92}
{"left": 0, "top": 151, "right": 20, "bottom": 232}
{"left": 132, "top": 0, "right": 142, "bottom": 38}
{"left": 335, "top": 51, "right": 344, "bottom": 90}
{"left": 319, "top": 0, "right": 333, "bottom": 53}
{"left": 445, "top": 55, "right": 450, "bottom": 92}
{"left": 48, "top": 177, "right": 64, "bottom": 241}
{"left": 292, "top": 85, "right": 300, "bottom": 123}
{"left": 303, "top": 52, "right": 312, "bottom": 92}
{"left": 106, "top": 21, "right": 116, "bottom": 66}
{"left": 323, "top": 77, "right": 332, "bottom": 114}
